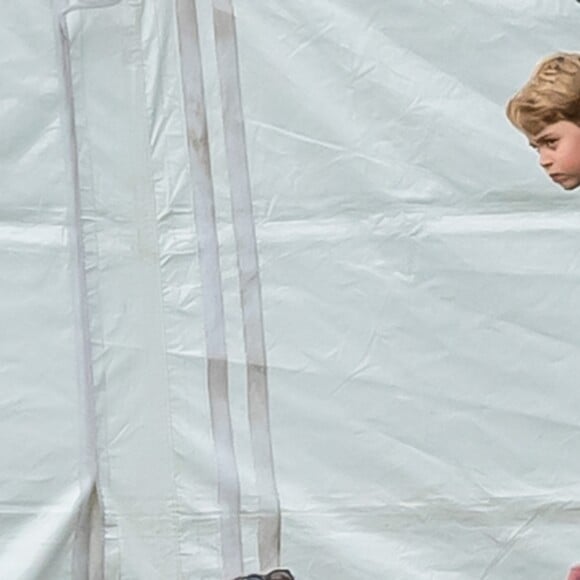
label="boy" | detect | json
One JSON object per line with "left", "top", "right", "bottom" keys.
{"left": 506, "top": 52, "right": 580, "bottom": 190}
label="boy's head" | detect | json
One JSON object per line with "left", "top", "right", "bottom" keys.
{"left": 506, "top": 52, "right": 580, "bottom": 190}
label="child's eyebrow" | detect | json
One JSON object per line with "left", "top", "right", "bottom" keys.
{"left": 528, "top": 133, "right": 557, "bottom": 148}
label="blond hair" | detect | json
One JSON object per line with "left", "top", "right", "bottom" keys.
{"left": 506, "top": 52, "right": 580, "bottom": 135}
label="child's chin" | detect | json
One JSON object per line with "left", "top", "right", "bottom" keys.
{"left": 561, "top": 181, "right": 580, "bottom": 190}
{"left": 556, "top": 177, "right": 580, "bottom": 190}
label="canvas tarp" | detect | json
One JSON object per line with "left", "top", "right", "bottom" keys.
{"left": 1, "top": 0, "right": 580, "bottom": 578}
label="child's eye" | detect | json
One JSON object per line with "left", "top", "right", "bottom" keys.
{"left": 545, "top": 139, "right": 558, "bottom": 149}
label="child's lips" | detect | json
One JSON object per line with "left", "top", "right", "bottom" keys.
{"left": 550, "top": 173, "right": 567, "bottom": 182}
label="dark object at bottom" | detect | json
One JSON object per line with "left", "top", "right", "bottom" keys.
{"left": 234, "top": 569, "right": 294, "bottom": 580}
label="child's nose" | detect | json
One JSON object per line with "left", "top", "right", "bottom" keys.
{"left": 539, "top": 149, "right": 553, "bottom": 168}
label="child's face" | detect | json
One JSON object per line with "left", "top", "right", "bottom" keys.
{"left": 527, "top": 120, "right": 580, "bottom": 190}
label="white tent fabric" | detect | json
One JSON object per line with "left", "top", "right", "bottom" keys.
{"left": 1, "top": 0, "right": 580, "bottom": 578}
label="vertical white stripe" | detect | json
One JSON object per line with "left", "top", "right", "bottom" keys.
{"left": 56, "top": 12, "right": 99, "bottom": 580}
{"left": 212, "top": 0, "right": 282, "bottom": 572}
{"left": 54, "top": 2, "right": 121, "bottom": 578}
{"left": 175, "top": 0, "right": 244, "bottom": 578}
